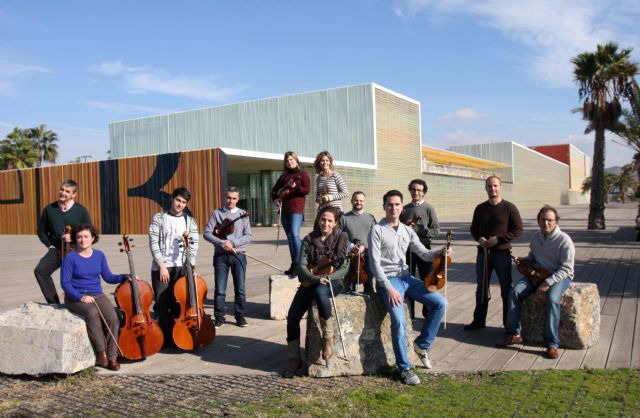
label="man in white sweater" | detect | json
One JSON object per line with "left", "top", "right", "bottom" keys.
{"left": 496, "top": 205, "right": 575, "bottom": 359}
{"left": 368, "top": 190, "right": 451, "bottom": 385}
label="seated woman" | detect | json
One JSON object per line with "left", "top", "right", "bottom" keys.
{"left": 61, "top": 223, "right": 130, "bottom": 371}
{"left": 284, "top": 206, "right": 350, "bottom": 378}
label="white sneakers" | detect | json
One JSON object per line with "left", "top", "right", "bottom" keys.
{"left": 413, "top": 341, "right": 432, "bottom": 369}
{"left": 400, "top": 368, "right": 420, "bottom": 385}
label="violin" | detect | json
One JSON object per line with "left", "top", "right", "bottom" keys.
{"left": 511, "top": 254, "right": 551, "bottom": 287}
{"left": 114, "top": 235, "right": 164, "bottom": 360}
{"left": 172, "top": 232, "right": 215, "bottom": 350}
{"left": 424, "top": 230, "right": 453, "bottom": 292}
{"left": 213, "top": 212, "right": 250, "bottom": 240}
{"left": 404, "top": 215, "right": 422, "bottom": 227}
{"left": 348, "top": 241, "right": 367, "bottom": 285}
{"left": 276, "top": 178, "right": 297, "bottom": 200}
{"left": 302, "top": 256, "right": 336, "bottom": 287}
{"left": 61, "top": 225, "right": 73, "bottom": 260}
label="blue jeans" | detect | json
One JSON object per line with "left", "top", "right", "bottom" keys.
{"left": 506, "top": 277, "right": 571, "bottom": 348}
{"left": 377, "top": 274, "right": 446, "bottom": 371}
{"left": 281, "top": 212, "right": 303, "bottom": 265}
{"left": 473, "top": 249, "right": 513, "bottom": 327}
{"left": 286, "top": 283, "right": 332, "bottom": 342}
{"left": 213, "top": 252, "right": 247, "bottom": 321}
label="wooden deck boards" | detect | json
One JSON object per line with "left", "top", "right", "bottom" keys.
{"left": 1, "top": 202, "right": 638, "bottom": 375}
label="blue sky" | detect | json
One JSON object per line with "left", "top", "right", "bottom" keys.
{"left": 1, "top": 0, "right": 639, "bottom": 167}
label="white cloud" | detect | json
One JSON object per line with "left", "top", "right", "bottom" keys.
{"left": 0, "top": 59, "right": 51, "bottom": 96}
{"left": 91, "top": 60, "right": 245, "bottom": 102}
{"left": 439, "top": 107, "right": 484, "bottom": 123}
{"left": 392, "top": 0, "right": 640, "bottom": 87}
{"left": 80, "top": 100, "right": 177, "bottom": 116}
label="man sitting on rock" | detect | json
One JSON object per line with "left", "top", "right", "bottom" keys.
{"left": 368, "top": 190, "right": 450, "bottom": 385}
{"left": 496, "top": 205, "right": 575, "bottom": 359}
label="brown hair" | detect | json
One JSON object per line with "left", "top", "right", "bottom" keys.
{"left": 313, "top": 151, "right": 334, "bottom": 173}
{"left": 74, "top": 223, "right": 100, "bottom": 244}
{"left": 283, "top": 151, "right": 300, "bottom": 171}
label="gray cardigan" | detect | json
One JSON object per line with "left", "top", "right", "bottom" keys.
{"left": 148, "top": 211, "right": 199, "bottom": 271}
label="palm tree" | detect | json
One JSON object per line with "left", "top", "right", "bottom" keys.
{"left": 581, "top": 172, "right": 617, "bottom": 203}
{"left": 0, "top": 127, "right": 39, "bottom": 170}
{"left": 613, "top": 164, "right": 637, "bottom": 203}
{"left": 572, "top": 42, "right": 638, "bottom": 229}
{"left": 28, "top": 124, "right": 58, "bottom": 166}
{"left": 614, "top": 80, "right": 640, "bottom": 196}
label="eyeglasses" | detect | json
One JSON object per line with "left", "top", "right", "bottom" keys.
{"left": 410, "top": 188, "right": 424, "bottom": 193}
{"left": 540, "top": 218, "right": 556, "bottom": 223}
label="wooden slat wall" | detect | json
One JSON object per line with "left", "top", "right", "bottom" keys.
{"left": 0, "top": 148, "right": 224, "bottom": 235}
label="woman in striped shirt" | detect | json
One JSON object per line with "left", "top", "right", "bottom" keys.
{"left": 314, "top": 151, "right": 349, "bottom": 212}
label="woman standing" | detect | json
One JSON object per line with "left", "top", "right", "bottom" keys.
{"left": 61, "top": 223, "right": 130, "bottom": 371}
{"left": 271, "top": 151, "right": 311, "bottom": 275}
{"left": 284, "top": 206, "right": 350, "bottom": 378}
{"left": 314, "top": 151, "right": 349, "bottom": 212}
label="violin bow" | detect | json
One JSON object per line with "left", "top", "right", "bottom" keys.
{"left": 244, "top": 252, "right": 286, "bottom": 273}
{"left": 275, "top": 204, "right": 282, "bottom": 254}
{"left": 328, "top": 279, "right": 348, "bottom": 362}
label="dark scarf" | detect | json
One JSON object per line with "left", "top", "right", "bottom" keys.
{"left": 304, "top": 227, "right": 349, "bottom": 268}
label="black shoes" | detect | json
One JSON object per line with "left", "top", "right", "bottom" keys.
{"left": 284, "top": 263, "right": 297, "bottom": 276}
{"left": 214, "top": 319, "right": 225, "bottom": 329}
{"left": 463, "top": 322, "right": 486, "bottom": 331}
{"left": 236, "top": 317, "right": 248, "bottom": 327}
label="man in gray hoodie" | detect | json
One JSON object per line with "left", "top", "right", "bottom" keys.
{"left": 368, "top": 190, "right": 451, "bottom": 385}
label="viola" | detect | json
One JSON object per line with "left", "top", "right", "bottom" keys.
{"left": 348, "top": 241, "right": 367, "bottom": 285}
{"left": 213, "top": 213, "right": 250, "bottom": 240}
{"left": 511, "top": 254, "right": 551, "bottom": 287}
{"left": 61, "top": 225, "right": 73, "bottom": 260}
{"left": 276, "top": 178, "right": 297, "bottom": 200}
{"left": 172, "top": 232, "right": 215, "bottom": 350}
{"left": 114, "top": 235, "right": 164, "bottom": 360}
{"left": 424, "top": 230, "right": 453, "bottom": 292}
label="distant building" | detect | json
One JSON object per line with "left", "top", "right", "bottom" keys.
{"left": 529, "top": 144, "right": 591, "bottom": 204}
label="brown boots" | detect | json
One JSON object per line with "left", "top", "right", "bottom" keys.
{"left": 283, "top": 339, "right": 303, "bottom": 378}
{"left": 320, "top": 318, "right": 334, "bottom": 360}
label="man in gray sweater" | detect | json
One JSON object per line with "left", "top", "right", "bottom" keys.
{"left": 496, "top": 205, "right": 575, "bottom": 359}
{"left": 339, "top": 191, "right": 376, "bottom": 293}
{"left": 369, "top": 190, "right": 451, "bottom": 385}
{"left": 204, "top": 186, "right": 252, "bottom": 328}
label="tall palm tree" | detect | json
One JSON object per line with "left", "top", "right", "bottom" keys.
{"left": 28, "top": 124, "right": 58, "bottom": 166}
{"left": 615, "top": 80, "right": 640, "bottom": 196}
{"left": 572, "top": 42, "right": 638, "bottom": 229}
{"left": 0, "top": 127, "right": 39, "bottom": 170}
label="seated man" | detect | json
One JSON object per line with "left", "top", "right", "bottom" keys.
{"left": 496, "top": 205, "right": 575, "bottom": 359}
{"left": 369, "top": 190, "right": 450, "bottom": 385}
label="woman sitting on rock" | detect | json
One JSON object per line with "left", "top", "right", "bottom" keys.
{"left": 61, "top": 223, "right": 131, "bottom": 371}
{"left": 284, "top": 206, "right": 350, "bottom": 378}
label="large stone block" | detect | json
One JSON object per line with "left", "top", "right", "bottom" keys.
{"left": 306, "top": 291, "right": 410, "bottom": 377}
{"left": 269, "top": 274, "right": 300, "bottom": 320}
{"left": 521, "top": 282, "right": 600, "bottom": 349}
{"left": 0, "top": 302, "right": 95, "bottom": 375}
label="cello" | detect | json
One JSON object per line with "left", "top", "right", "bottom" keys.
{"left": 114, "top": 235, "right": 164, "bottom": 360}
{"left": 172, "top": 232, "right": 215, "bottom": 350}
{"left": 424, "top": 230, "right": 453, "bottom": 293}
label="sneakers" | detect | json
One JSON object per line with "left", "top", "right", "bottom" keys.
{"left": 214, "top": 319, "right": 225, "bottom": 329}
{"left": 413, "top": 342, "right": 432, "bottom": 369}
{"left": 236, "top": 317, "right": 248, "bottom": 327}
{"left": 400, "top": 368, "right": 420, "bottom": 385}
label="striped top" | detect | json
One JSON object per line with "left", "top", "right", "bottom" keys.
{"left": 316, "top": 171, "right": 349, "bottom": 210}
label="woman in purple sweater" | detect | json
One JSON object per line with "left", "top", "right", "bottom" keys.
{"left": 61, "top": 223, "right": 129, "bottom": 371}
{"left": 271, "top": 151, "right": 311, "bottom": 275}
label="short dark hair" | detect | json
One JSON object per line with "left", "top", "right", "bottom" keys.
{"left": 171, "top": 187, "right": 191, "bottom": 202}
{"left": 408, "top": 179, "right": 427, "bottom": 193}
{"left": 351, "top": 191, "right": 365, "bottom": 200}
{"left": 383, "top": 190, "right": 403, "bottom": 205}
{"left": 226, "top": 186, "right": 240, "bottom": 194}
{"left": 74, "top": 223, "right": 99, "bottom": 244}
{"left": 61, "top": 179, "right": 78, "bottom": 192}
{"left": 537, "top": 205, "right": 560, "bottom": 222}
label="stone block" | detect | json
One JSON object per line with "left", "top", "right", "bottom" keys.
{"left": 269, "top": 274, "right": 300, "bottom": 320}
{"left": 306, "top": 291, "right": 411, "bottom": 377}
{"left": 0, "top": 302, "right": 95, "bottom": 375}
{"left": 521, "top": 282, "right": 600, "bottom": 349}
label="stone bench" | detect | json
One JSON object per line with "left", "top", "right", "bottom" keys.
{"left": 305, "top": 291, "right": 412, "bottom": 377}
{"left": 269, "top": 274, "right": 301, "bottom": 320}
{"left": 521, "top": 282, "right": 600, "bottom": 349}
{"left": 0, "top": 302, "right": 95, "bottom": 375}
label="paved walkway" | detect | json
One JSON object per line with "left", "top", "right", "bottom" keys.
{"left": 1, "top": 203, "right": 638, "bottom": 377}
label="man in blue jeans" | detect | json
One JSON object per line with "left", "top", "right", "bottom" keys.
{"left": 368, "top": 190, "right": 451, "bottom": 385}
{"left": 496, "top": 205, "right": 575, "bottom": 359}
{"left": 204, "top": 186, "right": 252, "bottom": 328}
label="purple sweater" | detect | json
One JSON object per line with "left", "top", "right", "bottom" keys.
{"left": 61, "top": 249, "right": 127, "bottom": 302}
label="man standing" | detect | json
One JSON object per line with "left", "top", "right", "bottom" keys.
{"left": 369, "top": 190, "right": 450, "bottom": 385}
{"left": 339, "top": 191, "right": 376, "bottom": 293}
{"left": 465, "top": 176, "right": 523, "bottom": 330}
{"left": 400, "top": 179, "right": 440, "bottom": 319}
{"left": 496, "top": 206, "right": 575, "bottom": 359}
{"left": 148, "top": 187, "right": 199, "bottom": 345}
{"left": 35, "top": 179, "right": 91, "bottom": 304}
{"left": 204, "top": 186, "right": 252, "bottom": 328}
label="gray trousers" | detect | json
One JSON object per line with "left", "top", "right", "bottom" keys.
{"left": 65, "top": 293, "right": 120, "bottom": 360}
